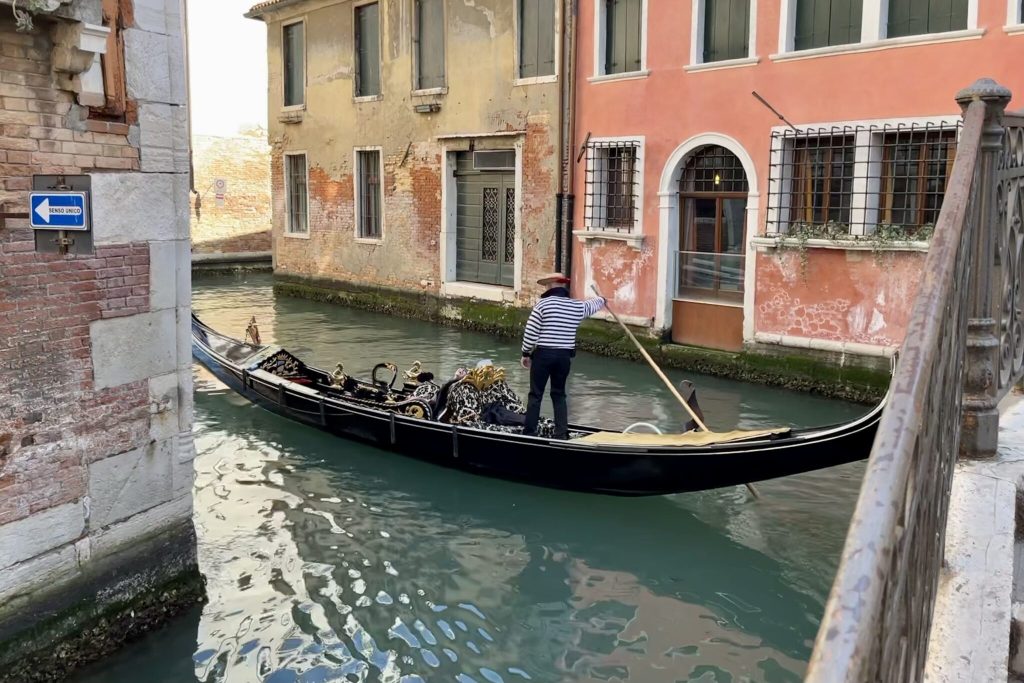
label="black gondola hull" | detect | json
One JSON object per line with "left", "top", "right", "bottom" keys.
{"left": 192, "top": 315, "right": 884, "bottom": 496}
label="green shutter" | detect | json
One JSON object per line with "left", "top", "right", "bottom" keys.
{"left": 605, "top": 0, "right": 641, "bottom": 74}
{"left": 704, "top": 0, "right": 748, "bottom": 62}
{"left": 537, "top": 0, "right": 556, "bottom": 76}
{"left": 417, "top": 0, "right": 445, "bottom": 89}
{"left": 283, "top": 23, "right": 304, "bottom": 106}
{"left": 795, "top": 0, "right": 862, "bottom": 50}
{"left": 356, "top": 3, "right": 380, "bottom": 96}
{"left": 887, "top": 0, "right": 964, "bottom": 37}
{"left": 519, "top": 0, "right": 539, "bottom": 78}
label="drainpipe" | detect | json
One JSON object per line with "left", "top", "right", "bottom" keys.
{"left": 557, "top": 0, "right": 577, "bottom": 281}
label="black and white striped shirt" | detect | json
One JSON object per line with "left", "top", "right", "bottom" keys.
{"left": 521, "top": 290, "right": 606, "bottom": 356}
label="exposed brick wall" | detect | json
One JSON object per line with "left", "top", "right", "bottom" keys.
{"left": 0, "top": 21, "right": 138, "bottom": 214}
{"left": 189, "top": 133, "right": 272, "bottom": 254}
{"left": 0, "top": 16, "right": 147, "bottom": 527}
{"left": 0, "top": 235, "right": 151, "bottom": 526}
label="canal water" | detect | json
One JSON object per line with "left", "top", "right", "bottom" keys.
{"left": 71, "top": 272, "right": 871, "bottom": 683}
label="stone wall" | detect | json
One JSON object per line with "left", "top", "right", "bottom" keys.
{"left": 0, "top": 1, "right": 199, "bottom": 679}
{"left": 190, "top": 132, "right": 272, "bottom": 255}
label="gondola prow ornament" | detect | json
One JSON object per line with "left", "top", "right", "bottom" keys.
{"left": 244, "top": 316, "right": 261, "bottom": 345}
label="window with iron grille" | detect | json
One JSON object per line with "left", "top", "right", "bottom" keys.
{"left": 584, "top": 140, "right": 640, "bottom": 232}
{"left": 788, "top": 136, "right": 856, "bottom": 229}
{"left": 766, "top": 122, "right": 960, "bottom": 237}
{"left": 285, "top": 153, "right": 308, "bottom": 234}
{"left": 283, "top": 22, "right": 304, "bottom": 107}
{"left": 794, "top": 0, "right": 862, "bottom": 49}
{"left": 357, "top": 150, "right": 382, "bottom": 239}
{"left": 886, "top": 0, "right": 967, "bottom": 37}
{"left": 881, "top": 128, "right": 957, "bottom": 233}
{"left": 703, "top": 0, "right": 750, "bottom": 62}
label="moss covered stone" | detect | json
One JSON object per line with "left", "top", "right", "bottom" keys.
{"left": 273, "top": 275, "right": 890, "bottom": 404}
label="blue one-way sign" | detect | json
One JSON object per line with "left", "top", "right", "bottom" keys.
{"left": 29, "top": 191, "right": 89, "bottom": 231}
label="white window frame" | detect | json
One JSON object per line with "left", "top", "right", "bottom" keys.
{"left": 764, "top": 115, "right": 962, "bottom": 238}
{"left": 283, "top": 151, "right": 310, "bottom": 239}
{"left": 686, "top": 0, "right": 759, "bottom": 72}
{"left": 514, "top": 0, "right": 562, "bottom": 86}
{"left": 1008, "top": 0, "right": 1024, "bottom": 32}
{"left": 589, "top": 0, "right": 651, "bottom": 83}
{"left": 353, "top": 146, "right": 385, "bottom": 244}
{"left": 353, "top": 0, "right": 384, "bottom": 102}
{"left": 412, "top": 0, "right": 448, "bottom": 95}
{"left": 281, "top": 18, "right": 307, "bottom": 111}
{"left": 773, "top": 0, "right": 982, "bottom": 60}
{"left": 581, "top": 135, "right": 645, "bottom": 235}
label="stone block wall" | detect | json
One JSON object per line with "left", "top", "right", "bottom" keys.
{"left": 0, "top": 1, "right": 199, "bottom": 679}
{"left": 190, "top": 132, "right": 272, "bottom": 254}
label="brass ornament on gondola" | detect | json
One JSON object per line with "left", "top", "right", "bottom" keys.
{"left": 244, "top": 316, "right": 261, "bottom": 345}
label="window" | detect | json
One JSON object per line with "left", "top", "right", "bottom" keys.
{"left": 283, "top": 21, "right": 304, "bottom": 107}
{"left": 766, "top": 122, "right": 960, "bottom": 237}
{"left": 519, "top": 0, "right": 556, "bottom": 78}
{"left": 886, "top": 0, "right": 967, "bottom": 37}
{"left": 794, "top": 0, "right": 863, "bottom": 49}
{"left": 788, "top": 136, "right": 856, "bottom": 228}
{"left": 584, "top": 140, "right": 641, "bottom": 232}
{"left": 415, "top": 0, "right": 445, "bottom": 90}
{"left": 285, "top": 153, "right": 308, "bottom": 235}
{"left": 881, "top": 129, "right": 957, "bottom": 233}
{"left": 356, "top": 150, "right": 382, "bottom": 239}
{"left": 677, "top": 146, "right": 749, "bottom": 300}
{"left": 603, "top": 0, "right": 643, "bottom": 75}
{"left": 355, "top": 3, "right": 381, "bottom": 97}
{"left": 703, "top": 0, "right": 750, "bottom": 62}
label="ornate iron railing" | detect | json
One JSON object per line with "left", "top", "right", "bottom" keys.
{"left": 804, "top": 79, "right": 1014, "bottom": 682}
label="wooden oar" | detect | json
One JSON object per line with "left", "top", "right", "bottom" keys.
{"left": 590, "top": 285, "right": 760, "bottom": 500}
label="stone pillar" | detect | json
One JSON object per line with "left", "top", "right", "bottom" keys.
{"left": 957, "top": 78, "right": 1013, "bottom": 458}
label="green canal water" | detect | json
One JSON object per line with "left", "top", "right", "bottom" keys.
{"left": 71, "top": 273, "right": 870, "bottom": 683}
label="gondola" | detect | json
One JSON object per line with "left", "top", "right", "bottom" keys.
{"left": 190, "top": 313, "right": 886, "bottom": 496}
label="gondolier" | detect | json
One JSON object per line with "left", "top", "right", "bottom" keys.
{"left": 520, "top": 272, "right": 607, "bottom": 439}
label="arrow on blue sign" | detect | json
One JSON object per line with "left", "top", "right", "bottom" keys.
{"left": 29, "top": 191, "right": 89, "bottom": 231}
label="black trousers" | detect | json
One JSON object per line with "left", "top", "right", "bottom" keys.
{"left": 523, "top": 347, "right": 572, "bottom": 438}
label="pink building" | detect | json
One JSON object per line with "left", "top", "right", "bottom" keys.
{"left": 570, "top": 0, "right": 1024, "bottom": 356}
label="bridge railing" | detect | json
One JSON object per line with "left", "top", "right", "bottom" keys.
{"left": 804, "top": 79, "right": 1015, "bottom": 682}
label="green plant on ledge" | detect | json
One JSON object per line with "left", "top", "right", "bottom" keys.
{"left": 774, "top": 221, "right": 852, "bottom": 277}
{"left": 771, "top": 220, "right": 935, "bottom": 276}
{"left": 866, "top": 222, "right": 935, "bottom": 269}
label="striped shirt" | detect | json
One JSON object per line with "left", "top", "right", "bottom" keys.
{"left": 521, "top": 291, "right": 606, "bottom": 355}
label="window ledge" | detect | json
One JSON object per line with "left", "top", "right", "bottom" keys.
{"left": 1005, "top": 24, "right": 1024, "bottom": 35}
{"left": 354, "top": 237, "right": 383, "bottom": 245}
{"left": 441, "top": 281, "right": 516, "bottom": 303}
{"left": 751, "top": 235, "right": 930, "bottom": 252}
{"left": 672, "top": 295, "right": 744, "bottom": 309}
{"left": 684, "top": 57, "right": 760, "bottom": 73}
{"left": 514, "top": 75, "right": 559, "bottom": 86}
{"left": 412, "top": 87, "right": 448, "bottom": 97}
{"left": 282, "top": 230, "right": 310, "bottom": 240}
{"left": 770, "top": 28, "right": 985, "bottom": 62}
{"left": 354, "top": 95, "right": 383, "bottom": 103}
{"left": 586, "top": 69, "right": 651, "bottom": 84}
{"left": 278, "top": 108, "right": 305, "bottom": 124}
{"left": 574, "top": 229, "right": 644, "bottom": 250}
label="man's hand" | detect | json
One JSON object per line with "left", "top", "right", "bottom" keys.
{"left": 520, "top": 356, "right": 531, "bottom": 369}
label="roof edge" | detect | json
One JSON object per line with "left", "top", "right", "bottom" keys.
{"left": 244, "top": 0, "right": 309, "bottom": 20}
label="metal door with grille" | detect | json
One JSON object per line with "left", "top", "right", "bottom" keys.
{"left": 455, "top": 153, "right": 516, "bottom": 286}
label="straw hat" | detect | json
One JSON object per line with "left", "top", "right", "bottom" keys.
{"left": 537, "top": 272, "right": 570, "bottom": 286}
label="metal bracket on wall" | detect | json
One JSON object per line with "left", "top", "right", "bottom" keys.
{"left": 0, "top": 205, "right": 29, "bottom": 231}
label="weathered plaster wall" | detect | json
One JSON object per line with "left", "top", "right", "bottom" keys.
{"left": 190, "top": 132, "right": 272, "bottom": 254}
{"left": 754, "top": 249, "right": 926, "bottom": 347}
{"left": 259, "top": 0, "right": 562, "bottom": 303}
{"left": 570, "top": 0, "right": 1024, "bottom": 346}
{"left": 0, "top": 0, "right": 198, "bottom": 678}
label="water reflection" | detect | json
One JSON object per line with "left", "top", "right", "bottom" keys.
{"left": 73, "top": 272, "right": 868, "bottom": 683}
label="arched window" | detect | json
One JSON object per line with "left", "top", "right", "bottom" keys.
{"left": 677, "top": 145, "right": 749, "bottom": 301}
